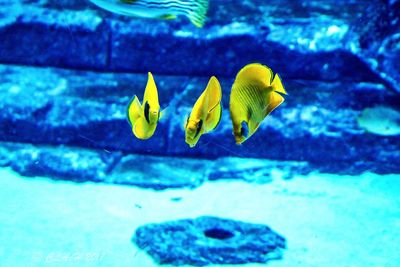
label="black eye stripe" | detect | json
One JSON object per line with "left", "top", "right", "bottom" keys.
{"left": 194, "top": 120, "right": 203, "bottom": 138}
{"left": 185, "top": 116, "right": 190, "bottom": 129}
{"left": 240, "top": 121, "right": 249, "bottom": 137}
{"left": 144, "top": 101, "right": 150, "bottom": 124}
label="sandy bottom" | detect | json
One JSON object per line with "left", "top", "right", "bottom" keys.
{"left": 0, "top": 168, "right": 399, "bottom": 267}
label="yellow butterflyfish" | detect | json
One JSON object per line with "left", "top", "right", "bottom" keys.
{"left": 89, "top": 0, "right": 209, "bottom": 27}
{"left": 229, "top": 63, "right": 287, "bottom": 144}
{"left": 185, "top": 76, "right": 222, "bottom": 148}
{"left": 127, "top": 72, "right": 165, "bottom": 140}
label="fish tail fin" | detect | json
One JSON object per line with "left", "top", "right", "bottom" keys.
{"left": 186, "top": 0, "right": 209, "bottom": 27}
{"left": 127, "top": 95, "right": 142, "bottom": 126}
{"left": 265, "top": 92, "right": 284, "bottom": 117}
{"left": 271, "top": 73, "right": 287, "bottom": 95}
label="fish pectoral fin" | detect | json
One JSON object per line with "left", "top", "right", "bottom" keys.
{"left": 159, "top": 107, "right": 169, "bottom": 120}
{"left": 119, "top": 0, "right": 137, "bottom": 4}
{"left": 158, "top": 14, "right": 177, "bottom": 20}
{"left": 127, "top": 95, "right": 142, "bottom": 126}
{"left": 205, "top": 103, "right": 222, "bottom": 132}
{"left": 205, "top": 76, "right": 222, "bottom": 113}
{"left": 186, "top": 0, "right": 209, "bottom": 27}
{"left": 271, "top": 73, "right": 287, "bottom": 95}
{"left": 265, "top": 91, "right": 285, "bottom": 117}
{"left": 248, "top": 119, "right": 260, "bottom": 136}
{"left": 133, "top": 118, "right": 153, "bottom": 140}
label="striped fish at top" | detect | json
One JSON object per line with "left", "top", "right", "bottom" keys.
{"left": 89, "top": 0, "right": 209, "bottom": 27}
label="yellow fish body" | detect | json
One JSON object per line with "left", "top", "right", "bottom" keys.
{"left": 127, "top": 72, "right": 163, "bottom": 139}
{"left": 185, "top": 76, "right": 222, "bottom": 147}
{"left": 229, "top": 63, "right": 287, "bottom": 144}
{"left": 89, "top": 0, "right": 209, "bottom": 27}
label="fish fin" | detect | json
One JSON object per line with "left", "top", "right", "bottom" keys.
{"left": 205, "top": 76, "right": 222, "bottom": 113}
{"left": 235, "top": 63, "right": 273, "bottom": 88}
{"left": 248, "top": 119, "right": 260, "bottom": 136}
{"left": 205, "top": 103, "right": 222, "bottom": 132}
{"left": 127, "top": 95, "right": 142, "bottom": 126}
{"left": 143, "top": 72, "right": 159, "bottom": 108}
{"left": 158, "top": 14, "right": 177, "bottom": 20}
{"left": 133, "top": 118, "right": 154, "bottom": 140}
{"left": 119, "top": 0, "right": 137, "bottom": 4}
{"left": 186, "top": 0, "right": 209, "bottom": 27}
{"left": 265, "top": 91, "right": 284, "bottom": 117}
{"left": 159, "top": 107, "right": 169, "bottom": 120}
{"left": 271, "top": 73, "right": 287, "bottom": 95}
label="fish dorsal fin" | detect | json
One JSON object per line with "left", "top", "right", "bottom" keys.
{"left": 143, "top": 72, "right": 160, "bottom": 110}
{"left": 127, "top": 95, "right": 142, "bottom": 126}
{"left": 191, "top": 85, "right": 210, "bottom": 120}
{"left": 187, "top": 0, "right": 209, "bottom": 27}
{"left": 203, "top": 77, "right": 222, "bottom": 132}
{"left": 271, "top": 73, "right": 287, "bottom": 95}
{"left": 265, "top": 91, "right": 285, "bottom": 117}
{"left": 205, "top": 76, "right": 222, "bottom": 113}
{"left": 235, "top": 63, "right": 273, "bottom": 88}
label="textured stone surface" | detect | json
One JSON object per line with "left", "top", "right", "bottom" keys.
{"left": 353, "top": 0, "right": 400, "bottom": 93}
{"left": 107, "top": 154, "right": 210, "bottom": 190}
{"left": 0, "top": 6, "right": 108, "bottom": 70}
{"left": 208, "top": 157, "right": 311, "bottom": 182}
{"left": 7, "top": 143, "right": 121, "bottom": 182}
{"left": 134, "top": 216, "right": 286, "bottom": 265}
{"left": 0, "top": 142, "right": 312, "bottom": 189}
{"left": 0, "top": 1, "right": 395, "bottom": 85}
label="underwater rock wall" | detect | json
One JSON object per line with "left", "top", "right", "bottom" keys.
{"left": 0, "top": 64, "right": 399, "bottom": 178}
{"left": 0, "top": 0, "right": 397, "bottom": 86}
{"left": 0, "top": 0, "right": 399, "bottom": 179}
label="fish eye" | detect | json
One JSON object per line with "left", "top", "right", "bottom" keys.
{"left": 194, "top": 120, "right": 203, "bottom": 138}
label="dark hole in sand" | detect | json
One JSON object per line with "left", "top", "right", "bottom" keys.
{"left": 204, "top": 228, "right": 234, "bottom": 240}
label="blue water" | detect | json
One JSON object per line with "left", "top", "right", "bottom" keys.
{"left": 0, "top": 0, "right": 399, "bottom": 266}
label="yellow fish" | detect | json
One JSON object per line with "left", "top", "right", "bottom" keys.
{"left": 127, "top": 72, "right": 164, "bottom": 139}
{"left": 185, "top": 76, "right": 222, "bottom": 147}
{"left": 89, "top": 0, "right": 209, "bottom": 27}
{"left": 229, "top": 63, "right": 287, "bottom": 144}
